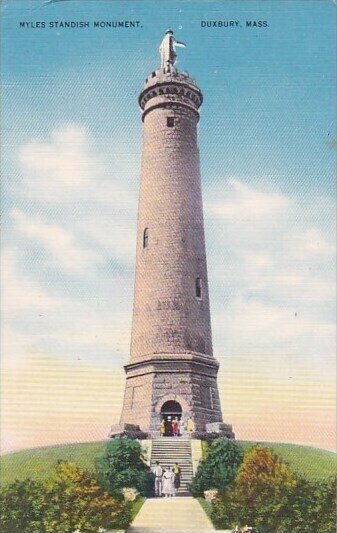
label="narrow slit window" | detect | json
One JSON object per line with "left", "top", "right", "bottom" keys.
{"left": 143, "top": 228, "right": 149, "bottom": 248}
{"left": 167, "top": 117, "right": 175, "bottom": 127}
{"left": 209, "top": 387, "right": 214, "bottom": 409}
{"left": 130, "top": 387, "right": 135, "bottom": 409}
{"left": 196, "top": 277, "right": 202, "bottom": 299}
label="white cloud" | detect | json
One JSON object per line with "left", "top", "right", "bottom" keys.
{"left": 17, "top": 123, "right": 138, "bottom": 209}
{"left": 18, "top": 123, "right": 97, "bottom": 199}
{"left": 286, "top": 228, "right": 336, "bottom": 260}
{"left": 14, "top": 123, "right": 138, "bottom": 268}
{"left": 1, "top": 248, "right": 132, "bottom": 373}
{"left": 206, "top": 178, "right": 335, "bottom": 384}
{"left": 214, "top": 296, "right": 335, "bottom": 348}
{"left": 11, "top": 209, "right": 103, "bottom": 274}
{"left": 206, "top": 177, "right": 292, "bottom": 220}
{"left": 1, "top": 247, "right": 62, "bottom": 312}
{"left": 206, "top": 178, "right": 335, "bottom": 304}
{"left": 81, "top": 214, "right": 136, "bottom": 266}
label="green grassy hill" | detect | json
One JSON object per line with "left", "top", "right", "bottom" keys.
{"left": 1, "top": 440, "right": 335, "bottom": 487}
{"left": 237, "top": 441, "right": 336, "bottom": 481}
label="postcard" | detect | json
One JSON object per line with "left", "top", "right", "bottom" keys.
{"left": 1, "top": 1, "right": 336, "bottom": 532}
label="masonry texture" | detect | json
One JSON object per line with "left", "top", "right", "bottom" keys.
{"left": 119, "top": 65, "right": 232, "bottom": 437}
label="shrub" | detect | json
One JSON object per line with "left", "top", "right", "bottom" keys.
{"left": 189, "top": 438, "right": 243, "bottom": 496}
{"left": 315, "top": 475, "right": 337, "bottom": 533}
{"left": 210, "top": 446, "right": 337, "bottom": 533}
{"left": 211, "top": 446, "right": 297, "bottom": 530}
{"left": 236, "top": 445, "right": 297, "bottom": 504}
{"left": 96, "top": 438, "right": 152, "bottom": 496}
{"left": 44, "top": 460, "right": 130, "bottom": 532}
{"left": 0, "top": 478, "right": 48, "bottom": 533}
{"left": 0, "top": 462, "right": 131, "bottom": 533}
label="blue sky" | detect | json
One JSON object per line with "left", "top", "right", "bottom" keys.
{"left": 1, "top": 0, "right": 336, "bottom": 452}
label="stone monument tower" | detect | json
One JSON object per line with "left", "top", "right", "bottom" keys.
{"left": 115, "top": 30, "right": 234, "bottom": 438}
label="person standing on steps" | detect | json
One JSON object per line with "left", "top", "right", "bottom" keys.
{"left": 160, "top": 418, "right": 165, "bottom": 437}
{"left": 152, "top": 461, "right": 163, "bottom": 497}
{"left": 164, "top": 417, "right": 172, "bottom": 436}
{"left": 172, "top": 462, "right": 181, "bottom": 495}
{"left": 172, "top": 417, "right": 179, "bottom": 437}
{"left": 187, "top": 416, "right": 195, "bottom": 436}
{"left": 162, "top": 466, "right": 175, "bottom": 497}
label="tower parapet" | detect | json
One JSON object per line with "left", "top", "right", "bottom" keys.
{"left": 139, "top": 68, "right": 203, "bottom": 121}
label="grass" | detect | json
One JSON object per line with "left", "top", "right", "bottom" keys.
{"left": 198, "top": 497, "right": 231, "bottom": 531}
{"left": 130, "top": 497, "right": 145, "bottom": 521}
{"left": 1, "top": 439, "right": 336, "bottom": 487}
{"left": 200, "top": 439, "right": 336, "bottom": 480}
{"left": 237, "top": 441, "right": 337, "bottom": 480}
{"left": 0, "top": 440, "right": 108, "bottom": 487}
{"left": 198, "top": 496, "right": 213, "bottom": 520}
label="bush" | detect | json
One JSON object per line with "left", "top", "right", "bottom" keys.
{"left": 96, "top": 438, "right": 152, "bottom": 496}
{"left": 0, "top": 462, "right": 131, "bottom": 533}
{"left": 211, "top": 446, "right": 297, "bottom": 531}
{"left": 210, "top": 446, "right": 337, "bottom": 533}
{"left": 45, "top": 460, "right": 130, "bottom": 532}
{"left": 189, "top": 438, "right": 243, "bottom": 496}
{"left": 0, "top": 478, "right": 47, "bottom": 533}
{"left": 315, "top": 475, "right": 337, "bottom": 533}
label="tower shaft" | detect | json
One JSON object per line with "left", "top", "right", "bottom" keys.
{"left": 131, "top": 84, "right": 212, "bottom": 361}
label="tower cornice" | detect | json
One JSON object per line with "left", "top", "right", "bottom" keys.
{"left": 124, "top": 352, "right": 220, "bottom": 372}
{"left": 139, "top": 69, "right": 203, "bottom": 121}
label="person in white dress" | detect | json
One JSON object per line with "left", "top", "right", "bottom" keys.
{"left": 162, "top": 467, "right": 176, "bottom": 497}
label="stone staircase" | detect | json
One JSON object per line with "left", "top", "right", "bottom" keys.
{"left": 150, "top": 438, "right": 193, "bottom": 495}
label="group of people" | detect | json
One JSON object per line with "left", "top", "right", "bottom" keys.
{"left": 160, "top": 417, "right": 180, "bottom": 437}
{"left": 160, "top": 416, "right": 195, "bottom": 437}
{"left": 152, "top": 461, "right": 181, "bottom": 497}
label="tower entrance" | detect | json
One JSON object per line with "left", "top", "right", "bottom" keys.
{"left": 161, "top": 400, "right": 182, "bottom": 437}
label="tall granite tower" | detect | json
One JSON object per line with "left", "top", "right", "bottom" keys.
{"left": 116, "top": 31, "right": 234, "bottom": 438}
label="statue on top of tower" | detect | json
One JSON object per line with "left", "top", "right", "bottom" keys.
{"left": 159, "top": 29, "right": 186, "bottom": 70}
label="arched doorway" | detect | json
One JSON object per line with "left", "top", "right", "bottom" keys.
{"left": 161, "top": 400, "right": 182, "bottom": 436}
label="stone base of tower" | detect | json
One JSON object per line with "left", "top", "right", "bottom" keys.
{"left": 118, "top": 353, "right": 232, "bottom": 438}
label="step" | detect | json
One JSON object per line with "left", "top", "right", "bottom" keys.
{"left": 152, "top": 452, "right": 191, "bottom": 455}
{"left": 151, "top": 465, "right": 192, "bottom": 469}
{"left": 150, "top": 460, "right": 192, "bottom": 465}
{"left": 151, "top": 460, "right": 192, "bottom": 465}
{"left": 151, "top": 448, "right": 191, "bottom": 452}
{"left": 151, "top": 453, "right": 191, "bottom": 457}
{"left": 152, "top": 448, "right": 191, "bottom": 455}
{"left": 152, "top": 447, "right": 191, "bottom": 455}
{"left": 151, "top": 458, "right": 191, "bottom": 462}
{"left": 152, "top": 441, "right": 191, "bottom": 448}
{"left": 152, "top": 451, "right": 191, "bottom": 455}
{"left": 152, "top": 450, "right": 191, "bottom": 457}
{"left": 150, "top": 438, "right": 193, "bottom": 496}
{"left": 152, "top": 448, "right": 191, "bottom": 452}
{"left": 152, "top": 440, "right": 191, "bottom": 444}
{"left": 151, "top": 456, "right": 191, "bottom": 461}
